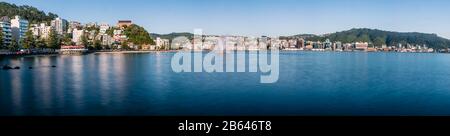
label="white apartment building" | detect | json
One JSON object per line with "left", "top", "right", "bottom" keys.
{"left": 156, "top": 37, "right": 170, "bottom": 49}
{"left": 11, "top": 15, "right": 29, "bottom": 44}
{"left": 30, "top": 23, "right": 53, "bottom": 39}
{"left": 0, "top": 16, "right": 12, "bottom": 47}
{"left": 72, "top": 28, "right": 84, "bottom": 45}
{"left": 100, "top": 34, "right": 113, "bottom": 47}
{"left": 51, "top": 17, "right": 68, "bottom": 35}
{"left": 99, "top": 23, "right": 110, "bottom": 34}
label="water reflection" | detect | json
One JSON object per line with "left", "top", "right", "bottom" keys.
{"left": 1, "top": 52, "right": 450, "bottom": 116}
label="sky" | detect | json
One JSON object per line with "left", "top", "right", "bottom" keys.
{"left": 3, "top": 0, "right": 450, "bottom": 38}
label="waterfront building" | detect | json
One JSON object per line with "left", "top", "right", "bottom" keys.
{"left": 0, "top": 16, "right": 12, "bottom": 47}
{"left": 156, "top": 37, "right": 170, "bottom": 50}
{"left": 11, "top": 15, "right": 29, "bottom": 44}
{"left": 324, "top": 39, "right": 332, "bottom": 50}
{"left": 354, "top": 42, "right": 369, "bottom": 51}
{"left": 297, "top": 38, "right": 305, "bottom": 49}
{"left": 60, "top": 45, "right": 88, "bottom": 55}
{"left": 99, "top": 34, "right": 113, "bottom": 47}
{"left": 312, "top": 41, "right": 323, "bottom": 49}
{"left": 72, "top": 28, "right": 84, "bottom": 44}
{"left": 335, "top": 42, "right": 342, "bottom": 51}
{"left": 343, "top": 43, "right": 353, "bottom": 51}
{"left": 117, "top": 20, "right": 132, "bottom": 28}
{"left": 51, "top": 17, "right": 68, "bottom": 35}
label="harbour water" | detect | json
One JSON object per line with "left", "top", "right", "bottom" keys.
{"left": 1, "top": 52, "right": 450, "bottom": 116}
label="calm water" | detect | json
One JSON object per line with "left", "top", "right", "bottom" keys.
{"left": 1, "top": 52, "right": 450, "bottom": 116}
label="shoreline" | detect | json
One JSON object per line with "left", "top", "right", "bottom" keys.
{"left": 1, "top": 50, "right": 446, "bottom": 58}
{"left": 94, "top": 50, "right": 179, "bottom": 54}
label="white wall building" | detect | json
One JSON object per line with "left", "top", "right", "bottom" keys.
{"left": 11, "top": 15, "right": 29, "bottom": 44}
{"left": 72, "top": 28, "right": 84, "bottom": 45}
{"left": 0, "top": 16, "right": 12, "bottom": 47}
{"left": 30, "top": 23, "right": 53, "bottom": 39}
{"left": 99, "top": 23, "right": 110, "bottom": 34}
{"left": 51, "top": 17, "right": 68, "bottom": 35}
{"left": 156, "top": 37, "right": 170, "bottom": 49}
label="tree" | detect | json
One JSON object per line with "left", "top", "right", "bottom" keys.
{"left": 94, "top": 39, "right": 102, "bottom": 50}
{"left": 22, "top": 29, "right": 36, "bottom": 49}
{"left": 373, "top": 37, "right": 386, "bottom": 48}
{"left": 80, "top": 33, "right": 89, "bottom": 48}
{"left": 123, "top": 24, "right": 155, "bottom": 46}
{"left": 8, "top": 39, "right": 19, "bottom": 51}
{"left": 36, "top": 38, "right": 46, "bottom": 49}
{"left": 0, "top": 2, "right": 59, "bottom": 24}
{"left": 62, "top": 33, "right": 73, "bottom": 45}
{"left": 46, "top": 29, "right": 60, "bottom": 49}
{"left": 121, "top": 40, "right": 129, "bottom": 50}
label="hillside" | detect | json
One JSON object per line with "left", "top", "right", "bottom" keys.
{"left": 0, "top": 2, "right": 58, "bottom": 24}
{"left": 296, "top": 28, "right": 450, "bottom": 49}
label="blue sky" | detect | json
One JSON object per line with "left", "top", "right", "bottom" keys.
{"left": 3, "top": 0, "right": 450, "bottom": 38}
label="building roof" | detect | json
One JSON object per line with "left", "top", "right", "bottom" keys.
{"left": 118, "top": 20, "right": 132, "bottom": 23}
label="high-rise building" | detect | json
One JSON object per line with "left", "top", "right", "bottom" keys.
{"left": 51, "top": 17, "right": 68, "bottom": 35}
{"left": 0, "top": 16, "right": 12, "bottom": 47}
{"left": 11, "top": 15, "right": 29, "bottom": 44}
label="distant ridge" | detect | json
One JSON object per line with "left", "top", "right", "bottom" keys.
{"left": 150, "top": 32, "right": 194, "bottom": 41}
{"left": 286, "top": 28, "right": 450, "bottom": 49}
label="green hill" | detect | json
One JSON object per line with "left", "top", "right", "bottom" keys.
{"left": 0, "top": 2, "right": 58, "bottom": 24}
{"left": 299, "top": 28, "right": 450, "bottom": 49}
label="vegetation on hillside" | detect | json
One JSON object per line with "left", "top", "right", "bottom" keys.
{"left": 0, "top": 2, "right": 58, "bottom": 24}
{"left": 123, "top": 24, "right": 155, "bottom": 45}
